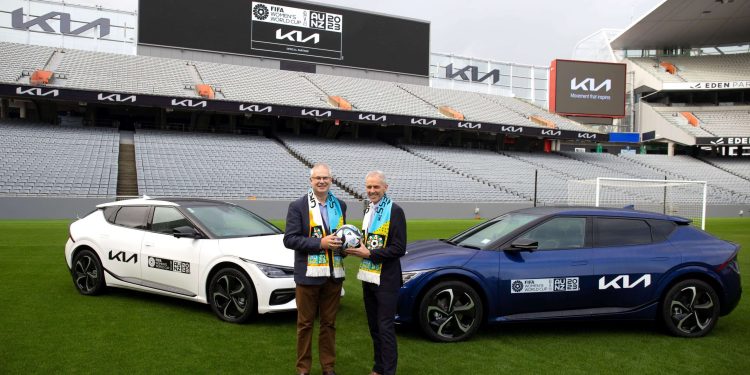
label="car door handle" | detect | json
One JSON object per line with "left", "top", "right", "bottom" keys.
{"left": 144, "top": 242, "right": 154, "bottom": 247}
{"left": 571, "top": 260, "right": 588, "bottom": 266}
{"left": 650, "top": 257, "right": 669, "bottom": 261}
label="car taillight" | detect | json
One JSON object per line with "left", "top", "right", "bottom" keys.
{"left": 717, "top": 251, "right": 739, "bottom": 273}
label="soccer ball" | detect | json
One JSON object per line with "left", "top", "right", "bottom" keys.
{"left": 335, "top": 224, "right": 363, "bottom": 249}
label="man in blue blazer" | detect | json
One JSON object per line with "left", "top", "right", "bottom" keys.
{"left": 284, "top": 163, "right": 346, "bottom": 375}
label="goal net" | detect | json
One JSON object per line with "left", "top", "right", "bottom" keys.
{"left": 566, "top": 177, "right": 707, "bottom": 230}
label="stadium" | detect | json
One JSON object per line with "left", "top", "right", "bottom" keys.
{"left": 1, "top": 0, "right": 749, "bottom": 373}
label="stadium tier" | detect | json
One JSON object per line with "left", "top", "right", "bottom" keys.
{"left": 649, "top": 104, "right": 750, "bottom": 137}
{"left": 1, "top": 121, "right": 748, "bottom": 203}
{"left": 397, "top": 83, "right": 534, "bottom": 127}
{"left": 628, "top": 57, "right": 687, "bottom": 83}
{"left": 0, "top": 41, "right": 597, "bottom": 134}
{"left": 0, "top": 120, "right": 118, "bottom": 197}
{"left": 692, "top": 109, "right": 750, "bottom": 137}
{"left": 627, "top": 53, "right": 750, "bottom": 83}
{"left": 54, "top": 49, "right": 197, "bottom": 97}
{"left": 195, "top": 61, "right": 329, "bottom": 108}
{"left": 305, "top": 74, "right": 438, "bottom": 117}
{"left": 479, "top": 93, "right": 596, "bottom": 133}
{"left": 134, "top": 130, "right": 349, "bottom": 200}
{"left": 0, "top": 42, "right": 55, "bottom": 84}
{"left": 280, "top": 136, "right": 522, "bottom": 202}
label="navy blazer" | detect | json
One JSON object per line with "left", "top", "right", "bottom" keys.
{"left": 283, "top": 194, "right": 347, "bottom": 285}
{"left": 366, "top": 203, "right": 407, "bottom": 292}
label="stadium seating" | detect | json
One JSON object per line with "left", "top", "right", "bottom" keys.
{"left": 53, "top": 49, "right": 197, "bottom": 97}
{"left": 0, "top": 120, "right": 118, "bottom": 197}
{"left": 134, "top": 130, "right": 350, "bottom": 199}
{"left": 0, "top": 42, "right": 55, "bottom": 83}
{"left": 703, "top": 158, "right": 750, "bottom": 180}
{"left": 402, "top": 145, "right": 566, "bottom": 203}
{"left": 397, "top": 83, "right": 533, "bottom": 126}
{"left": 0, "top": 42, "right": 597, "bottom": 135}
{"left": 304, "top": 73, "right": 438, "bottom": 117}
{"left": 480, "top": 93, "right": 596, "bottom": 132}
{"left": 194, "top": 62, "right": 330, "bottom": 108}
{"left": 651, "top": 106, "right": 716, "bottom": 137}
{"left": 279, "top": 136, "right": 522, "bottom": 202}
{"left": 692, "top": 110, "right": 750, "bottom": 137}
{"left": 620, "top": 154, "right": 750, "bottom": 203}
{"left": 628, "top": 57, "right": 686, "bottom": 83}
{"left": 628, "top": 54, "right": 750, "bottom": 83}
{"left": 651, "top": 105, "right": 750, "bottom": 137}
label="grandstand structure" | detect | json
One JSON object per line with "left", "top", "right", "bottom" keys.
{"left": 611, "top": 0, "right": 750, "bottom": 155}
{"left": 0, "top": 0, "right": 748, "bottom": 219}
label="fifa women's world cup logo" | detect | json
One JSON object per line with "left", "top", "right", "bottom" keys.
{"left": 311, "top": 226, "right": 323, "bottom": 238}
{"left": 367, "top": 234, "right": 385, "bottom": 250}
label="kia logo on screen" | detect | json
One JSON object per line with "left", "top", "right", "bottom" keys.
{"left": 570, "top": 78, "right": 611, "bottom": 92}
{"left": 275, "top": 29, "right": 320, "bottom": 44}
{"left": 551, "top": 60, "right": 626, "bottom": 117}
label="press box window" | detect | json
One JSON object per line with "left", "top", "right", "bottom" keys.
{"left": 113, "top": 206, "right": 149, "bottom": 230}
{"left": 595, "top": 218, "right": 652, "bottom": 247}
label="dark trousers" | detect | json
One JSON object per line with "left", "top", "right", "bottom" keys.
{"left": 363, "top": 282, "right": 399, "bottom": 375}
{"left": 296, "top": 279, "right": 343, "bottom": 374}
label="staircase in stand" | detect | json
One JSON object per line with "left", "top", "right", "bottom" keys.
{"left": 116, "top": 131, "right": 138, "bottom": 199}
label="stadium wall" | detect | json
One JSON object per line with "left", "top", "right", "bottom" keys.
{"left": 0, "top": 198, "right": 746, "bottom": 221}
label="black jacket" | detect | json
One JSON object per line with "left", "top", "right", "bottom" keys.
{"left": 366, "top": 203, "right": 406, "bottom": 291}
{"left": 283, "top": 194, "right": 347, "bottom": 285}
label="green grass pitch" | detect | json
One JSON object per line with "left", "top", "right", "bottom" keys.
{"left": 0, "top": 218, "right": 748, "bottom": 374}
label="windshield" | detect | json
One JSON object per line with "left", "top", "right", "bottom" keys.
{"left": 184, "top": 205, "right": 281, "bottom": 238}
{"left": 450, "top": 213, "right": 540, "bottom": 249}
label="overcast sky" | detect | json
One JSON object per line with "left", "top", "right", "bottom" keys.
{"left": 60, "top": 0, "right": 663, "bottom": 66}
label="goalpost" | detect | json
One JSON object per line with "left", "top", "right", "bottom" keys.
{"left": 567, "top": 177, "right": 708, "bottom": 230}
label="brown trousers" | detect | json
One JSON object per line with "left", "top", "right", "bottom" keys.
{"left": 296, "top": 279, "right": 343, "bottom": 373}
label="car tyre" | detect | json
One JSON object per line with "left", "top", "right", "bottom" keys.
{"left": 418, "top": 280, "right": 483, "bottom": 342}
{"left": 72, "top": 249, "right": 106, "bottom": 295}
{"left": 661, "top": 279, "right": 720, "bottom": 337}
{"left": 209, "top": 267, "right": 255, "bottom": 323}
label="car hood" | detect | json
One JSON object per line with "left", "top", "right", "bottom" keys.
{"left": 217, "top": 234, "right": 294, "bottom": 267}
{"left": 401, "top": 239, "right": 477, "bottom": 271}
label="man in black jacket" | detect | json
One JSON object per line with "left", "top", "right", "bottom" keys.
{"left": 346, "top": 170, "right": 406, "bottom": 375}
{"left": 283, "top": 163, "right": 345, "bottom": 375}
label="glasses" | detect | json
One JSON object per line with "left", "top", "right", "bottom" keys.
{"left": 311, "top": 176, "right": 331, "bottom": 181}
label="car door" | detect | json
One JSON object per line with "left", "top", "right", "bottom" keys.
{"left": 497, "top": 216, "right": 594, "bottom": 318}
{"left": 140, "top": 206, "right": 202, "bottom": 297}
{"left": 98, "top": 206, "right": 149, "bottom": 283}
{"left": 591, "top": 217, "right": 681, "bottom": 310}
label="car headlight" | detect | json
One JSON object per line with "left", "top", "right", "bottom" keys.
{"left": 240, "top": 258, "right": 295, "bottom": 278}
{"left": 402, "top": 269, "right": 433, "bottom": 285}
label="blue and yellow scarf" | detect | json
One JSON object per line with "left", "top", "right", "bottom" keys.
{"left": 307, "top": 188, "right": 345, "bottom": 278}
{"left": 357, "top": 194, "right": 392, "bottom": 285}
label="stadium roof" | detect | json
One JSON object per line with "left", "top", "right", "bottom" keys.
{"left": 610, "top": 0, "right": 750, "bottom": 50}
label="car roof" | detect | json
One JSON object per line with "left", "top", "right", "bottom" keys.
{"left": 96, "top": 197, "right": 231, "bottom": 208}
{"left": 512, "top": 206, "right": 691, "bottom": 223}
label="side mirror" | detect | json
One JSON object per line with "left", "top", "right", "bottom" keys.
{"left": 507, "top": 238, "right": 538, "bottom": 251}
{"left": 173, "top": 226, "right": 201, "bottom": 239}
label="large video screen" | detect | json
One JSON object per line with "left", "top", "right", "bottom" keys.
{"left": 138, "top": 0, "right": 430, "bottom": 76}
{"left": 549, "top": 59, "right": 626, "bottom": 117}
